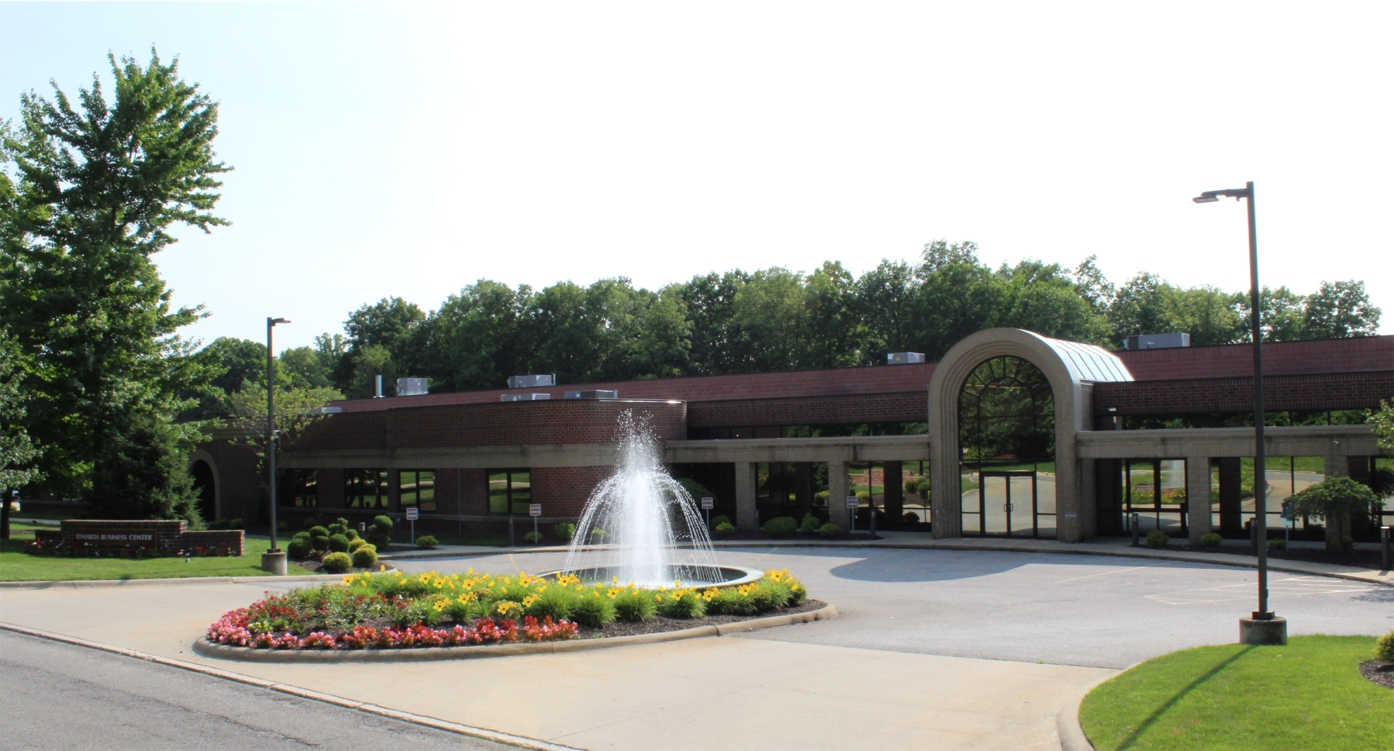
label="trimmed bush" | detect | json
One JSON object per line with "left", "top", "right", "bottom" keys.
{"left": 309, "top": 526, "right": 329, "bottom": 538}
{"left": 1145, "top": 530, "right": 1169, "bottom": 548}
{"left": 208, "top": 518, "right": 228, "bottom": 530}
{"left": 524, "top": 531, "right": 543, "bottom": 544}
{"left": 714, "top": 521, "right": 736, "bottom": 536}
{"left": 1200, "top": 532, "right": 1223, "bottom": 548}
{"left": 302, "top": 517, "right": 320, "bottom": 530}
{"left": 916, "top": 479, "right": 931, "bottom": 494}
{"left": 711, "top": 515, "right": 730, "bottom": 527}
{"left": 351, "top": 544, "right": 378, "bottom": 568}
{"left": 286, "top": 536, "right": 312, "bottom": 559}
{"left": 348, "top": 537, "right": 367, "bottom": 553}
{"left": 554, "top": 522, "right": 576, "bottom": 541}
{"left": 902, "top": 512, "right": 920, "bottom": 524}
{"left": 818, "top": 522, "right": 840, "bottom": 539}
{"left": 416, "top": 535, "right": 439, "bottom": 549}
{"left": 227, "top": 518, "right": 243, "bottom": 530}
{"left": 328, "top": 534, "right": 350, "bottom": 553}
{"left": 1376, "top": 630, "right": 1394, "bottom": 662}
{"left": 571, "top": 594, "right": 618, "bottom": 627}
{"left": 855, "top": 491, "right": 870, "bottom": 503}
{"left": 799, "top": 514, "right": 822, "bottom": 534}
{"left": 345, "top": 528, "right": 359, "bottom": 541}
{"left": 311, "top": 534, "right": 330, "bottom": 552}
{"left": 276, "top": 521, "right": 289, "bottom": 534}
{"left": 613, "top": 589, "right": 657, "bottom": 622}
{"left": 762, "top": 516, "right": 797, "bottom": 538}
{"left": 904, "top": 479, "right": 918, "bottom": 494}
{"left": 328, "top": 519, "right": 348, "bottom": 536}
{"left": 365, "top": 515, "right": 393, "bottom": 550}
{"left": 320, "top": 552, "right": 352, "bottom": 573}
{"left": 1267, "top": 538, "right": 1286, "bottom": 551}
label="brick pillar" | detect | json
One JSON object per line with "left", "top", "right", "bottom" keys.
{"left": 1187, "top": 456, "right": 1213, "bottom": 546}
{"left": 735, "top": 462, "right": 758, "bottom": 531}
{"left": 828, "top": 460, "right": 850, "bottom": 530}
{"left": 1218, "top": 458, "right": 1242, "bottom": 534}
{"left": 883, "top": 461, "right": 904, "bottom": 527}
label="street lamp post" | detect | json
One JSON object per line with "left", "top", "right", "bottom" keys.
{"left": 263, "top": 317, "right": 290, "bottom": 576}
{"left": 1193, "top": 182, "right": 1286, "bottom": 645}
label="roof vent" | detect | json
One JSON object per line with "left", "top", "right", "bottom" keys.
{"left": 565, "top": 390, "right": 618, "bottom": 400}
{"left": 501, "top": 393, "right": 552, "bottom": 402}
{"left": 1123, "top": 333, "right": 1190, "bottom": 350}
{"left": 396, "top": 378, "right": 428, "bottom": 396}
{"left": 886, "top": 352, "right": 925, "bottom": 364}
{"left": 507, "top": 374, "right": 556, "bottom": 389}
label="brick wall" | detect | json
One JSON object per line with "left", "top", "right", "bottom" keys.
{"left": 689, "top": 391, "right": 928, "bottom": 428}
{"left": 1116, "top": 336, "right": 1393, "bottom": 380}
{"left": 1093, "top": 371, "right": 1394, "bottom": 415}
{"left": 531, "top": 467, "right": 610, "bottom": 517}
{"left": 198, "top": 440, "right": 262, "bottom": 522}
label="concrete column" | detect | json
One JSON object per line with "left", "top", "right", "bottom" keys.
{"left": 828, "top": 460, "right": 850, "bottom": 530}
{"left": 734, "top": 462, "right": 758, "bottom": 531}
{"left": 1187, "top": 456, "right": 1213, "bottom": 546}
{"left": 883, "top": 461, "right": 903, "bottom": 526}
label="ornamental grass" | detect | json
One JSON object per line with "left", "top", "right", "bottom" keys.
{"left": 206, "top": 567, "right": 807, "bottom": 650}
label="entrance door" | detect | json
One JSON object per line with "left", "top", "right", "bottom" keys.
{"left": 979, "top": 471, "right": 1037, "bottom": 536}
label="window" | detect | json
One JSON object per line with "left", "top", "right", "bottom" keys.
{"left": 345, "top": 469, "right": 388, "bottom": 509}
{"left": 399, "top": 470, "right": 436, "bottom": 512}
{"left": 488, "top": 470, "right": 531, "bottom": 514}
{"left": 279, "top": 470, "right": 318, "bottom": 507}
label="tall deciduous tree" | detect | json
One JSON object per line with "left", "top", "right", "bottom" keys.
{"left": 1303, "top": 280, "right": 1381, "bottom": 339}
{"left": 1, "top": 50, "right": 226, "bottom": 516}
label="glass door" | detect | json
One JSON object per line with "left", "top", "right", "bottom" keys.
{"left": 979, "top": 471, "right": 1037, "bottom": 536}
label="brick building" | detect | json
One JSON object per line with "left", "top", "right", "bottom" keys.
{"left": 194, "top": 329, "right": 1393, "bottom": 544}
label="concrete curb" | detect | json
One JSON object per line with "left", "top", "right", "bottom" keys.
{"left": 0, "top": 574, "right": 349, "bottom": 590}
{"left": 1056, "top": 673, "right": 1114, "bottom": 751}
{"left": 192, "top": 602, "right": 839, "bottom": 663}
{"left": 0, "top": 621, "right": 584, "bottom": 751}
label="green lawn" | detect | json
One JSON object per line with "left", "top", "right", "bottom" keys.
{"left": 1080, "top": 636, "right": 1393, "bottom": 751}
{"left": 0, "top": 536, "right": 312, "bottom": 582}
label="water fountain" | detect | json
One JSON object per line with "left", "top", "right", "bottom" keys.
{"left": 554, "top": 411, "right": 760, "bottom": 588}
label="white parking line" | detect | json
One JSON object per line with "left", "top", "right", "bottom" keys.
{"left": 1053, "top": 566, "right": 1148, "bottom": 584}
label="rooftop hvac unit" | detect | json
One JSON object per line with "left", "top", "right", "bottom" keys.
{"left": 507, "top": 374, "right": 556, "bottom": 389}
{"left": 501, "top": 393, "right": 552, "bottom": 402}
{"left": 396, "top": 377, "right": 428, "bottom": 396}
{"left": 565, "top": 390, "right": 618, "bottom": 400}
{"left": 1123, "top": 333, "right": 1191, "bottom": 350}
{"left": 886, "top": 352, "right": 926, "bottom": 364}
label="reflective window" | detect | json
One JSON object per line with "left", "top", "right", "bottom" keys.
{"left": 399, "top": 470, "right": 436, "bottom": 512}
{"left": 345, "top": 469, "right": 388, "bottom": 509}
{"left": 958, "top": 357, "right": 1055, "bottom": 537}
{"left": 488, "top": 469, "right": 532, "bottom": 515}
{"left": 278, "top": 470, "right": 318, "bottom": 507}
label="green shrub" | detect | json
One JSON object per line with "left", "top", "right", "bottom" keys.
{"left": 311, "top": 534, "right": 330, "bottom": 552}
{"left": 527, "top": 586, "right": 579, "bottom": 621}
{"left": 344, "top": 528, "right": 358, "bottom": 541}
{"left": 799, "top": 514, "right": 822, "bottom": 534}
{"left": 351, "top": 544, "right": 378, "bottom": 568}
{"left": 855, "top": 491, "right": 870, "bottom": 503}
{"left": 1145, "top": 530, "right": 1169, "bottom": 548}
{"left": 1376, "top": 630, "right": 1394, "bottom": 662}
{"left": 227, "top": 518, "right": 243, "bottom": 529}
{"left": 714, "top": 521, "right": 735, "bottom": 536}
{"left": 904, "top": 479, "right": 918, "bottom": 494}
{"left": 1340, "top": 534, "right": 1355, "bottom": 552}
{"left": 1267, "top": 538, "right": 1286, "bottom": 551}
{"left": 902, "top": 512, "right": 920, "bottom": 524}
{"left": 589, "top": 528, "right": 608, "bottom": 542}
{"left": 348, "top": 537, "right": 367, "bottom": 553}
{"left": 321, "top": 552, "right": 352, "bottom": 573}
{"left": 708, "top": 587, "right": 758, "bottom": 616}
{"left": 328, "top": 533, "right": 350, "bottom": 553}
{"left": 762, "top": 516, "right": 797, "bottom": 538}
{"left": 711, "top": 515, "right": 730, "bottom": 527}
{"left": 209, "top": 517, "right": 227, "bottom": 529}
{"left": 753, "top": 578, "right": 793, "bottom": 610}
{"left": 415, "top": 535, "right": 439, "bottom": 549}
{"left": 309, "top": 526, "right": 329, "bottom": 538}
{"left": 818, "top": 522, "right": 840, "bottom": 539}
{"left": 916, "top": 479, "right": 931, "bottom": 494}
{"left": 365, "top": 515, "right": 393, "bottom": 549}
{"left": 1200, "top": 532, "right": 1223, "bottom": 548}
{"left": 571, "top": 593, "right": 617, "bottom": 627}
{"left": 657, "top": 590, "right": 705, "bottom": 619}
{"left": 787, "top": 578, "right": 807, "bottom": 604}
{"left": 286, "top": 536, "right": 312, "bottom": 559}
{"left": 613, "top": 589, "right": 657, "bottom": 622}
{"left": 302, "top": 517, "right": 320, "bottom": 530}
{"left": 276, "top": 521, "right": 289, "bottom": 534}
{"left": 328, "top": 518, "right": 348, "bottom": 536}
{"left": 554, "top": 522, "right": 576, "bottom": 541}
{"left": 814, "top": 491, "right": 829, "bottom": 503}
{"left": 524, "top": 531, "right": 543, "bottom": 544}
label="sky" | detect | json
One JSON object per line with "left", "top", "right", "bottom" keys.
{"left": 2, "top": 2, "right": 1390, "bottom": 351}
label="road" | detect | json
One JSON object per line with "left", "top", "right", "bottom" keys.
{"left": 0, "top": 629, "right": 510, "bottom": 751}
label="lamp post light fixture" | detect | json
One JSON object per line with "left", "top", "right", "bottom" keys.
{"left": 1192, "top": 181, "right": 1285, "bottom": 645}
{"left": 264, "top": 317, "right": 291, "bottom": 576}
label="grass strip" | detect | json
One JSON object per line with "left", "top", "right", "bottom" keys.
{"left": 0, "top": 536, "right": 311, "bottom": 581}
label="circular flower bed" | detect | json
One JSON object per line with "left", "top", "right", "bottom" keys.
{"left": 206, "top": 567, "right": 809, "bottom": 651}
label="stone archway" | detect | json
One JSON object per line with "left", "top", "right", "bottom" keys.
{"left": 927, "top": 329, "right": 1131, "bottom": 542}
{"left": 189, "top": 449, "right": 220, "bottom": 522}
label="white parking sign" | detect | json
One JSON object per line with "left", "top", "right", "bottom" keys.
{"left": 701, "top": 497, "right": 714, "bottom": 510}
{"left": 529, "top": 503, "right": 542, "bottom": 517}
{"left": 405, "top": 507, "right": 419, "bottom": 521}
{"left": 846, "top": 496, "right": 859, "bottom": 509}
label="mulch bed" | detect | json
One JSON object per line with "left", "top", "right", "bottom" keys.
{"left": 1359, "top": 660, "right": 1394, "bottom": 690}
{"left": 292, "top": 558, "right": 398, "bottom": 575}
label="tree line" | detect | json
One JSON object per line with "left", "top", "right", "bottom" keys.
{"left": 199, "top": 245, "right": 1380, "bottom": 402}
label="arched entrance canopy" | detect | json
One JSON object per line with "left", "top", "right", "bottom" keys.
{"left": 928, "top": 329, "right": 1132, "bottom": 540}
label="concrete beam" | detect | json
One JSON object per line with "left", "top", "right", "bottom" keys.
{"left": 281, "top": 443, "right": 620, "bottom": 470}
{"left": 665, "top": 435, "right": 929, "bottom": 465}
{"left": 828, "top": 461, "right": 849, "bottom": 531}
{"left": 734, "top": 462, "right": 758, "bottom": 531}
{"left": 1187, "top": 456, "right": 1213, "bottom": 546}
{"left": 1075, "top": 425, "right": 1376, "bottom": 460}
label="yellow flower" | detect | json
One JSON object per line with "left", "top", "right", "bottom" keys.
{"left": 433, "top": 578, "right": 447, "bottom": 589}
{"left": 342, "top": 575, "right": 355, "bottom": 586}
{"left": 612, "top": 575, "right": 619, "bottom": 584}
{"left": 522, "top": 594, "right": 540, "bottom": 607}
{"left": 419, "top": 573, "right": 431, "bottom": 583}
{"left": 458, "top": 593, "right": 473, "bottom": 604}
{"left": 433, "top": 600, "right": 447, "bottom": 611}
{"left": 608, "top": 588, "right": 620, "bottom": 598}
{"left": 655, "top": 595, "right": 665, "bottom": 603}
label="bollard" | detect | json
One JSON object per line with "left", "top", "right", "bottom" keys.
{"left": 1382, "top": 526, "right": 1392, "bottom": 572}
{"left": 508, "top": 516, "right": 515, "bottom": 548}
{"left": 869, "top": 506, "right": 877, "bottom": 537}
{"left": 1130, "top": 513, "right": 1139, "bottom": 546}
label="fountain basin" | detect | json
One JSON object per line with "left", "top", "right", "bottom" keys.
{"left": 538, "top": 565, "right": 764, "bottom": 589}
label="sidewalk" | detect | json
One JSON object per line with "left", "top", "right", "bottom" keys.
{"left": 381, "top": 533, "right": 1394, "bottom": 587}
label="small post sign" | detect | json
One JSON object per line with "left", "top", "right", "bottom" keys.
{"left": 701, "top": 497, "right": 714, "bottom": 530}
{"left": 529, "top": 503, "right": 542, "bottom": 542}
{"left": 529, "top": 503, "right": 542, "bottom": 517}
{"left": 405, "top": 506, "right": 419, "bottom": 543}
{"left": 847, "top": 496, "right": 859, "bottom": 533}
